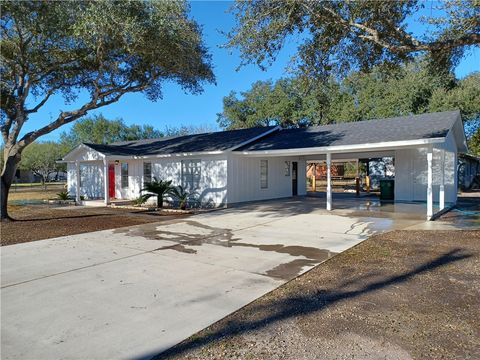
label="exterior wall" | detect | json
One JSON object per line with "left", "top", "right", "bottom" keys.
{"left": 67, "top": 161, "right": 104, "bottom": 199}
{"left": 113, "top": 155, "right": 228, "bottom": 206}
{"left": 227, "top": 154, "right": 306, "bottom": 204}
{"left": 67, "top": 163, "right": 76, "bottom": 195}
{"left": 114, "top": 160, "right": 142, "bottom": 200}
{"left": 395, "top": 141, "right": 457, "bottom": 204}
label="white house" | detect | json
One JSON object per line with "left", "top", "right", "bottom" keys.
{"left": 62, "top": 110, "right": 468, "bottom": 219}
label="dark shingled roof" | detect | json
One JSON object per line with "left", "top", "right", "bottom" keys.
{"left": 83, "top": 126, "right": 277, "bottom": 156}
{"left": 236, "top": 111, "right": 460, "bottom": 152}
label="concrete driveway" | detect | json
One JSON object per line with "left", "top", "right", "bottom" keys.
{"left": 1, "top": 199, "right": 425, "bottom": 359}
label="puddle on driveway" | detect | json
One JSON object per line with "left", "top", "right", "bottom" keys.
{"left": 113, "top": 219, "right": 337, "bottom": 280}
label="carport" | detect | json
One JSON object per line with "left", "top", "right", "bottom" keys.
{"left": 237, "top": 111, "right": 468, "bottom": 220}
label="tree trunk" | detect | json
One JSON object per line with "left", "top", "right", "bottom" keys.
{"left": 157, "top": 194, "right": 163, "bottom": 208}
{"left": 1, "top": 152, "right": 21, "bottom": 221}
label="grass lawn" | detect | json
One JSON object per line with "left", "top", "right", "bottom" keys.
{"left": 8, "top": 183, "right": 66, "bottom": 203}
{"left": 159, "top": 230, "right": 480, "bottom": 360}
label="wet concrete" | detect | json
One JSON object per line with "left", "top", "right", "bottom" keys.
{"left": 112, "top": 219, "right": 339, "bottom": 281}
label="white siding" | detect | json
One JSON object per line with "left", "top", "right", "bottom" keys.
{"left": 67, "top": 163, "right": 77, "bottom": 196}
{"left": 395, "top": 141, "right": 457, "bottom": 204}
{"left": 114, "top": 160, "right": 142, "bottom": 200}
{"left": 67, "top": 160, "right": 104, "bottom": 199}
{"left": 227, "top": 154, "right": 306, "bottom": 204}
{"left": 112, "top": 155, "right": 228, "bottom": 206}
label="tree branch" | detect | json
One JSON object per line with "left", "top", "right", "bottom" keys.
{"left": 18, "top": 82, "right": 150, "bottom": 149}
{"left": 303, "top": 3, "right": 480, "bottom": 55}
{"left": 25, "top": 88, "right": 55, "bottom": 114}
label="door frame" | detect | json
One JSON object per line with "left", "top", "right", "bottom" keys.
{"left": 108, "top": 163, "right": 115, "bottom": 199}
{"left": 292, "top": 161, "right": 298, "bottom": 196}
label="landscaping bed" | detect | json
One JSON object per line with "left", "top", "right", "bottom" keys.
{"left": 1, "top": 205, "right": 188, "bottom": 246}
{"left": 159, "top": 230, "right": 480, "bottom": 360}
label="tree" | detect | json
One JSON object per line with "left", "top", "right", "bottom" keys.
{"left": 218, "top": 60, "right": 480, "bottom": 137}
{"left": 19, "top": 142, "right": 66, "bottom": 189}
{"left": 59, "top": 114, "right": 163, "bottom": 150}
{"left": 226, "top": 0, "right": 479, "bottom": 78}
{"left": 467, "top": 127, "right": 480, "bottom": 156}
{"left": 217, "top": 78, "right": 319, "bottom": 129}
{"left": 60, "top": 114, "right": 218, "bottom": 150}
{"left": 429, "top": 72, "right": 480, "bottom": 122}
{"left": 0, "top": 0, "right": 214, "bottom": 220}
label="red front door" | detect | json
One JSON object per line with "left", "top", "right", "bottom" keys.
{"left": 108, "top": 164, "right": 115, "bottom": 198}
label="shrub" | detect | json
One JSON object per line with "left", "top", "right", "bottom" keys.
{"left": 133, "top": 195, "right": 148, "bottom": 206}
{"left": 57, "top": 191, "right": 72, "bottom": 200}
{"left": 140, "top": 178, "right": 175, "bottom": 208}
{"left": 171, "top": 185, "right": 198, "bottom": 210}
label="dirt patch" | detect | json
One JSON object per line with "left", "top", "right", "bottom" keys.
{"left": 158, "top": 230, "right": 480, "bottom": 360}
{"left": 1, "top": 205, "right": 186, "bottom": 246}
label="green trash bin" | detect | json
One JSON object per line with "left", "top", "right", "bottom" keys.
{"left": 379, "top": 179, "right": 394, "bottom": 200}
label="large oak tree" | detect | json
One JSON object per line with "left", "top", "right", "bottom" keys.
{"left": 227, "top": 0, "right": 479, "bottom": 78}
{"left": 0, "top": 0, "right": 214, "bottom": 220}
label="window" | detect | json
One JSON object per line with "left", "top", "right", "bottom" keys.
{"left": 182, "top": 159, "right": 201, "bottom": 191}
{"left": 121, "top": 163, "right": 129, "bottom": 188}
{"left": 260, "top": 160, "right": 268, "bottom": 189}
{"left": 143, "top": 162, "right": 152, "bottom": 186}
{"left": 284, "top": 161, "right": 291, "bottom": 176}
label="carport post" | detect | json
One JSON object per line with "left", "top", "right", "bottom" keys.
{"left": 326, "top": 153, "right": 332, "bottom": 211}
{"left": 439, "top": 149, "right": 445, "bottom": 210}
{"left": 75, "top": 160, "right": 81, "bottom": 204}
{"left": 103, "top": 157, "right": 110, "bottom": 205}
{"left": 427, "top": 147, "right": 433, "bottom": 220}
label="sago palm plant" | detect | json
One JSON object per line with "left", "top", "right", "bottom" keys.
{"left": 171, "top": 185, "right": 197, "bottom": 210}
{"left": 140, "top": 178, "right": 174, "bottom": 208}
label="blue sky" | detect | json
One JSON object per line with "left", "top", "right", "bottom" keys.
{"left": 24, "top": 1, "right": 480, "bottom": 142}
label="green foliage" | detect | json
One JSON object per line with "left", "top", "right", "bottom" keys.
{"left": 132, "top": 195, "right": 148, "bottom": 206}
{"left": 60, "top": 114, "right": 164, "bottom": 149}
{"left": 171, "top": 185, "right": 197, "bottom": 210}
{"left": 217, "top": 78, "right": 316, "bottom": 129}
{"left": 429, "top": 72, "right": 480, "bottom": 122}
{"left": 227, "top": 0, "right": 480, "bottom": 77}
{"left": 56, "top": 191, "right": 72, "bottom": 201}
{"left": 20, "top": 142, "right": 67, "bottom": 185}
{"left": 218, "top": 60, "right": 480, "bottom": 135}
{"left": 60, "top": 114, "right": 218, "bottom": 150}
{"left": 140, "top": 178, "right": 175, "bottom": 208}
{"left": 468, "top": 127, "right": 480, "bottom": 156}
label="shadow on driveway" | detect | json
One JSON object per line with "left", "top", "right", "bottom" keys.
{"left": 152, "top": 247, "right": 472, "bottom": 359}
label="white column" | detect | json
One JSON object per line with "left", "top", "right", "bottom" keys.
{"left": 103, "top": 158, "right": 110, "bottom": 205}
{"left": 326, "top": 153, "right": 332, "bottom": 211}
{"left": 75, "top": 160, "right": 81, "bottom": 203}
{"left": 427, "top": 147, "right": 433, "bottom": 220}
{"left": 439, "top": 149, "right": 445, "bottom": 210}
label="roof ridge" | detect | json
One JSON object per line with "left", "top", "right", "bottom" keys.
{"left": 107, "top": 125, "right": 277, "bottom": 145}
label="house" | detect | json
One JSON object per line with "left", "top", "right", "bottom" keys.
{"left": 61, "top": 110, "right": 468, "bottom": 219}
{"left": 458, "top": 153, "right": 480, "bottom": 190}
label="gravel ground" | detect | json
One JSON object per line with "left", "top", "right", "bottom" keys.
{"left": 158, "top": 230, "right": 480, "bottom": 360}
{"left": 0, "top": 205, "right": 184, "bottom": 246}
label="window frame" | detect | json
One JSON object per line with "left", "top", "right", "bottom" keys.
{"left": 284, "top": 161, "right": 291, "bottom": 176}
{"left": 121, "top": 163, "right": 129, "bottom": 189}
{"left": 181, "top": 159, "right": 201, "bottom": 192}
{"left": 143, "top": 161, "right": 152, "bottom": 186}
{"left": 260, "top": 160, "right": 268, "bottom": 189}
